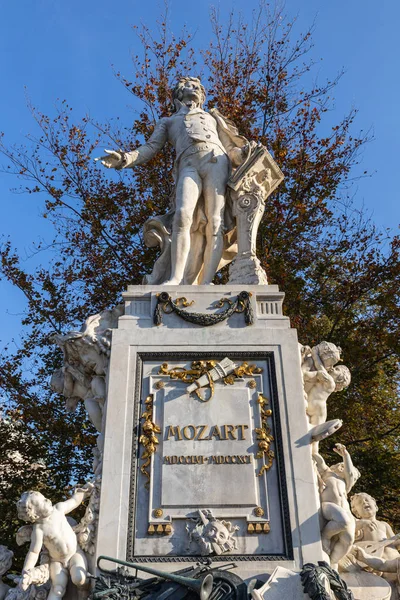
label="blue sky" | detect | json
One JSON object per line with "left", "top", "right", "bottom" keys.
{"left": 1, "top": 0, "right": 399, "bottom": 348}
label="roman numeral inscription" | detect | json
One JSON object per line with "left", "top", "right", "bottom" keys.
{"left": 163, "top": 455, "right": 252, "bottom": 465}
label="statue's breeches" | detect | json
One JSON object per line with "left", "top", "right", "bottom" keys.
{"left": 177, "top": 146, "right": 229, "bottom": 195}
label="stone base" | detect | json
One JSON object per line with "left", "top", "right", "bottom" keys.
{"left": 229, "top": 256, "right": 268, "bottom": 285}
{"left": 96, "top": 284, "right": 324, "bottom": 581}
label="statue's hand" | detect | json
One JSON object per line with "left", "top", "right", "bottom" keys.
{"left": 353, "top": 545, "right": 369, "bottom": 562}
{"left": 95, "top": 149, "right": 125, "bottom": 170}
{"left": 366, "top": 520, "right": 379, "bottom": 532}
{"left": 317, "top": 369, "right": 331, "bottom": 383}
{"left": 75, "top": 481, "right": 95, "bottom": 496}
{"left": 333, "top": 443, "right": 348, "bottom": 457}
{"left": 19, "top": 570, "right": 32, "bottom": 591}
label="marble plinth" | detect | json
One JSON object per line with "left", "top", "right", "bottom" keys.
{"left": 96, "top": 285, "right": 324, "bottom": 582}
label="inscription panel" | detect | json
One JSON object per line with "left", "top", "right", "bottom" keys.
{"left": 159, "top": 385, "right": 257, "bottom": 507}
{"left": 131, "top": 353, "right": 290, "bottom": 559}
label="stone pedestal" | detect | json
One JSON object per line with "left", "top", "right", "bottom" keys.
{"left": 96, "top": 285, "right": 324, "bottom": 582}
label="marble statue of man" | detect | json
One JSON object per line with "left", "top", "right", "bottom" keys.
{"left": 97, "top": 76, "right": 249, "bottom": 285}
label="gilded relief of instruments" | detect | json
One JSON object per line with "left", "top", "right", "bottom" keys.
{"left": 158, "top": 358, "right": 263, "bottom": 401}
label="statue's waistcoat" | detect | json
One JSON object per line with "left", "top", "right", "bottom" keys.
{"left": 171, "top": 109, "right": 226, "bottom": 158}
{"left": 183, "top": 110, "right": 220, "bottom": 144}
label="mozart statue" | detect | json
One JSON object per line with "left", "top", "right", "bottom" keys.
{"left": 97, "top": 76, "right": 283, "bottom": 285}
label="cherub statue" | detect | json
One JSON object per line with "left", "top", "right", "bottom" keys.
{"left": 50, "top": 330, "right": 108, "bottom": 445}
{"left": 350, "top": 493, "right": 400, "bottom": 594}
{"left": 300, "top": 342, "right": 351, "bottom": 452}
{"left": 0, "top": 545, "right": 13, "bottom": 600}
{"left": 17, "top": 484, "right": 93, "bottom": 600}
{"left": 313, "top": 444, "right": 360, "bottom": 570}
{"left": 300, "top": 340, "right": 344, "bottom": 396}
{"left": 50, "top": 305, "right": 123, "bottom": 463}
{"left": 50, "top": 366, "right": 105, "bottom": 434}
{"left": 351, "top": 493, "right": 400, "bottom": 550}
{"left": 186, "top": 510, "right": 239, "bottom": 556}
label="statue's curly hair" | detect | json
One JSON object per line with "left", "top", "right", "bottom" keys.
{"left": 332, "top": 364, "right": 351, "bottom": 391}
{"left": 316, "top": 340, "right": 342, "bottom": 360}
{"left": 172, "top": 77, "right": 206, "bottom": 109}
{"left": 17, "top": 491, "right": 52, "bottom": 523}
{"left": 350, "top": 493, "right": 378, "bottom": 518}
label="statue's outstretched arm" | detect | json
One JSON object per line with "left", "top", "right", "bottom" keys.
{"left": 334, "top": 444, "right": 359, "bottom": 493}
{"left": 123, "top": 118, "right": 169, "bottom": 168}
{"left": 96, "top": 118, "right": 168, "bottom": 170}
{"left": 56, "top": 482, "right": 94, "bottom": 514}
{"left": 354, "top": 546, "right": 398, "bottom": 573}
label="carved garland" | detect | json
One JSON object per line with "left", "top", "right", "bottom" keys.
{"left": 153, "top": 291, "right": 254, "bottom": 327}
{"left": 300, "top": 562, "right": 355, "bottom": 600}
{"left": 139, "top": 395, "right": 161, "bottom": 489}
{"left": 255, "top": 393, "right": 275, "bottom": 476}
